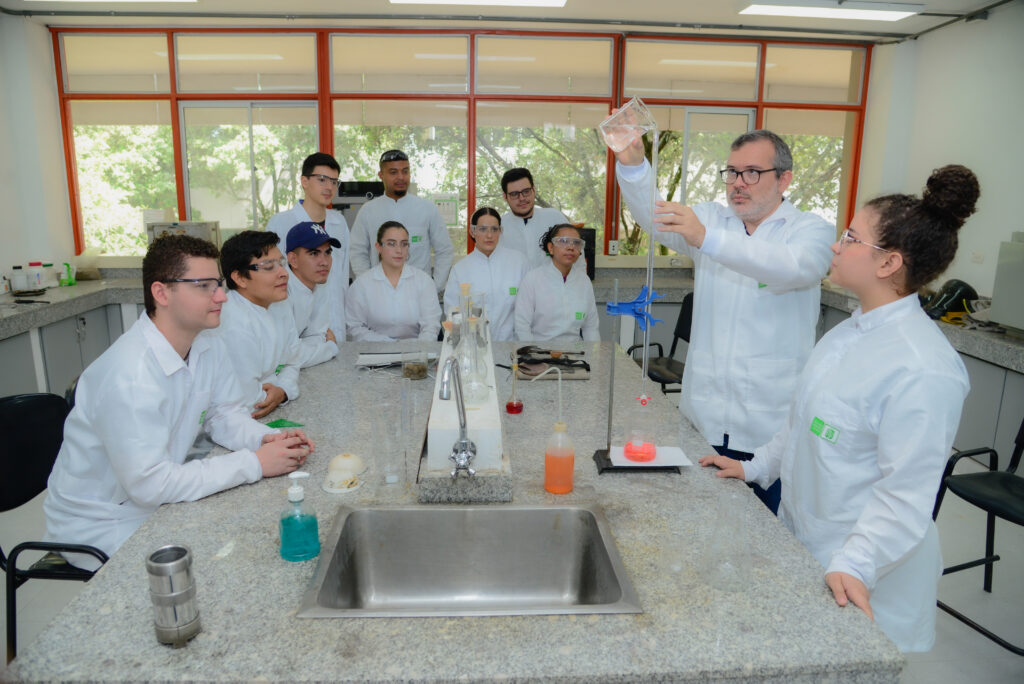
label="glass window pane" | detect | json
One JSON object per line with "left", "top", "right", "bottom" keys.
{"left": 71, "top": 101, "right": 176, "bottom": 256}
{"left": 334, "top": 100, "right": 468, "bottom": 253}
{"left": 763, "top": 108, "right": 856, "bottom": 226}
{"left": 625, "top": 40, "right": 759, "bottom": 101}
{"left": 176, "top": 35, "right": 315, "bottom": 93}
{"left": 63, "top": 34, "right": 170, "bottom": 92}
{"left": 476, "top": 37, "right": 611, "bottom": 96}
{"left": 764, "top": 46, "right": 864, "bottom": 104}
{"left": 183, "top": 105, "right": 317, "bottom": 233}
{"left": 475, "top": 101, "right": 608, "bottom": 246}
{"left": 332, "top": 35, "right": 468, "bottom": 94}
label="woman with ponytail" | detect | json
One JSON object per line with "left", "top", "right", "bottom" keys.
{"left": 700, "top": 165, "right": 981, "bottom": 652}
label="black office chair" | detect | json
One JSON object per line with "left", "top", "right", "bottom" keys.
{"left": 932, "top": 414, "right": 1024, "bottom": 656}
{"left": 1, "top": 393, "right": 108, "bottom": 664}
{"left": 627, "top": 291, "right": 693, "bottom": 394}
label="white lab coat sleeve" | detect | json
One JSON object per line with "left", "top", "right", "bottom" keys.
{"left": 514, "top": 272, "right": 539, "bottom": 341}
{"left": 92, "top": 374, "right": 262, "bottom": 510}
{"left": 417, "top": 276, "right": 443, "bottom": 341}
{"left": 581, "top": 281, "right": 601, "bottom": 341}
{"left": 203, "top": 339, "right": 276, "bottom": 453}
{"left": 615, "top": 159, "right": 698, "bottom": 259}
{"left": 271, "top": 307, "right": 302, "bottom": 402}
{"left": 345, "top": 278, "right": 395, "bottom": 342}
{"left": 745, "top": 416, "right": 792, "bottom": 488}
{"left": 825, "top": 372, "right": 966, "bottom": 589}
{"left": 429, "top": 207, "right": 455, "bottom": 292}
{"left": 699, "top": 214, "right": 834, "bottom": 292}
{"left": 350, "top": 208, "right": 374, "bottom": 278}
{"left": 221, "top": 322, "right": 269, "bottom": 408}
{"left": 297, "top": 292, "right": 338, "bottom": 368}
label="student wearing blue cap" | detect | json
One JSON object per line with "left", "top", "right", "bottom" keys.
{"left": 285, "top": 221, "right": 342, "bottom": 367}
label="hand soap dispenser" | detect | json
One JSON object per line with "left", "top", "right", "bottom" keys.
{"left": 280, "top": 471, "right": 320, "bottom": 562}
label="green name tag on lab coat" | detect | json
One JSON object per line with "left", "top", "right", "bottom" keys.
{"left": 199, "top": 410, "right": 206, "bottom": 425}
{"left": 758, "top": 282, "right": 767, "bottom": 289}
{"left": 411, "top": 235, "right": 422, "bottom": 243}
{"left": 275, "top": 364, "right": 285, "bottom": 375}
{"left": 575, "top": 312, "right": 584, "bottom": 320}
{"left": 810, "top": 417, "right": 840, "bottom": 443}
{"left": 509, "top": 287, "right": 518, "bottom": 295}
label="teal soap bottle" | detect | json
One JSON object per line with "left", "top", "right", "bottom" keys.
{"left": 279, "top": 471, "right": 320, "bottom": 562}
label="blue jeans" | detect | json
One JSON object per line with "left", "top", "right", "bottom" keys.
{"left": 713, "top": 434, "right": 781, "bottom": 515}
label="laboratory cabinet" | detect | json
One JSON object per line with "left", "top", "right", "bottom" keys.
{"left": 0, "top": 332, "right": 39, "bottom": 397}
{"left": 953, "top": 354, "right": 1024, "bottom": 469}
{"left": 39, "top": 304, "right": 122, "bottom": 396}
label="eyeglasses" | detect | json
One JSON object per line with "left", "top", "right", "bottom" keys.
{"left": 838, "top": 228, "right": 891, "bottom": 253}
{"left": 379, "top": 150, "right": 409, "bottom": 163}
{"left": 164, "top": 277, "right": 225, "bottom": 295}
{"left": 472, "top": 224, "right": 502, "bottom": 234}
{"left": 381, "top": 239, "right": 410, "bottom": 249}
{"left": 505, "top": 187, "right": 535, "bottom": 200}
{"left": 305, "top": 173, "right": 340, "bottom": 188}
{"left": 719, "top": 167, "right": 779, "bottom": 185}
{"left": 551, "top": 236, "right": 584, "bottom": 249}
{"left": 246, "top": 257, "right": 287, "bottom": 272}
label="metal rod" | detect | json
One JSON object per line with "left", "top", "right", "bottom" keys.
{"left": 606, "top": 279, "right": 620, "bottom": 450}
{"left": 639, "top": 129, "right": 658, "bottom": 400}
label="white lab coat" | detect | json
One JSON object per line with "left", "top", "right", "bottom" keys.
{"left": 515, "top": 261, "right": 600, "bottom": 343}
{"left": 44, "top": 315, "right": 272, "bottom": 569}
{"left": 349, "top": 193, "right": 454, "bottom": 291}
{"left": 443, "top": 245, "right": 528, "bottom": 342}
{"left": 744, "top": 295, "right": 969, "bottom": 652}
{"left": 286, "top": 275, "right": 338, "bottom": 368}
{"left": 346, "top": 264, "right": 442, "bottom": 342}
{"left": 214, "top": 290, "right": 301, "bottom": 408}
{"left": 266, "top": 202, "right": 350, "bottom": 336}
{"left": 499, "top": 206, "right": 571, "bottom": 272}
{"left": 617, "top": 159, "right": 834, "bottom": 452}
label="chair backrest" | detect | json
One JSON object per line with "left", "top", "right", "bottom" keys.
{"left": 668, "top": 291, "right": 695, "bottom": 357}
{"left": 1009, "top": 413, "right": 1024, "bottom": 474}
{"left": 0, "top": 393, "right": 70, "bottom": 513}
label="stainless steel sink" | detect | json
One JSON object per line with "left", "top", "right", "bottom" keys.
{"left": 297, "top": 504, "right": 642, "bottom": 618}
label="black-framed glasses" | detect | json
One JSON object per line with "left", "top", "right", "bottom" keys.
{"left": 471, "top": 224, "right": 502, "bottom": 234}
{"left": 379, "top": 149, "right": 409, "bottom": 163}
{"left": 506, "top": 187, "right": 535, "bottom": 200}
{"left": 304, "top": 173, "right": 340, "bottom": 188}
{"left": 164, "top": 277, "right": 225, "bottom": 295}
{"left": 246, "top": 257, "right": 287, "bottom": 273}
{"left": 838, "top": 228, "right": 891, "bottom": 253}
{"left": 719, "top": 167, "right": 779, "bottom": 185}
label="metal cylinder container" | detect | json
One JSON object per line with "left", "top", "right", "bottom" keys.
{"left": 146, "top": 544, "right": 201, "bottom": 647}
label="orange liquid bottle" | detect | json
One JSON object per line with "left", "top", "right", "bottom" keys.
{"left": 544, "top": 421, "right": 574, "bottom": 494}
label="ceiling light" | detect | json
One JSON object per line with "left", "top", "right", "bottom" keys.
{"left": 391, "top": 0, "right": 566, "bottom": 6}
{"left": 26, "top": 0, "right": 198, "bottom": 3}
{"left": 740, "top": 1, "right": 923, "bottom": 21}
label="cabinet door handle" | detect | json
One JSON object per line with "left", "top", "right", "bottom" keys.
{"left": 76, "top": 316, "right": 87, "bottom": 342}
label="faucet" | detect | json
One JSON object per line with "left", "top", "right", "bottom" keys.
{"left": 439, "top": 356, "right": 477, "bottom": 478}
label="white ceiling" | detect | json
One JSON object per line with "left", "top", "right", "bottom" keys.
{"left": 0, "top": 0, "right": 1009, "bottom": 42}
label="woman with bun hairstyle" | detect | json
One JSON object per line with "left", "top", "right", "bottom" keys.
{"left": 514, "top": 223, "right": 600, "bottom": 342}
{"left": 700, "top": 165, "right": 980, "bottom": 652}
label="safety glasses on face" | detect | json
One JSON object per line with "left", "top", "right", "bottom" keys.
{"left": 551, "top": 236, "right": 584, "bottom": 249}
{"left": 379, "top": 150, "right": 409, "bottom": 163}
{"left": 164, "top": 277, "right": 225, "bottom": 295}
{"left": 246, "top": 257, "right": 287, "bottom": 272}
{"left": 472, "top": 224, "right": 502, "bottom": 235}
{"left": 719, "top": 167, "right": 779, "bottom": 185}
{"left": 838, "top": 228, "right": 891, "bottom": 253}
{"left": 505, "top": 187, "right": 535, "bottom": 200}
{"left": 381, "top": 239, "right": 410, "bottom": 249}
{"left": 305, "top": 173, "right": 340, "bottom": 188}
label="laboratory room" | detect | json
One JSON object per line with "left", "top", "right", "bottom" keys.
{"left": 1, "top": 0, "right": 1022, "bottom": 680}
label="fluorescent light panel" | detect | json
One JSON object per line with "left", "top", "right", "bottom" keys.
{"left": 391, "top": 0, "right": 565, "bottom": 6}
{"left": 740, "top": 1, "right": 923, "bottom": 21}
{"left": 26, "top": 1, "right": 198, "bottom": 3}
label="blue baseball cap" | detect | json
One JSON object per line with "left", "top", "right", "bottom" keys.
{"left": 286, "top": 222, "right": 341, "bottom": 253}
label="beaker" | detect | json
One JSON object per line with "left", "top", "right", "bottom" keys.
{"left": 598, "top": 96, "right": 657, "bottom": 153}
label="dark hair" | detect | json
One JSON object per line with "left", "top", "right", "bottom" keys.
{"left": 731, "top": 129, "right": 793, "bottom": 174}
{"left": 220, "top": 230, "right": 280, "bottom": 290}
{"left": 377, "top": 220, "right": 409, "bottom": 244}
{"left": 539, "top": 223, "right": 582, "bottom": 255}
{"left": 867, "top": 164, "right": 980, "bottom": 294}
{"left": 143, "top": 235, "right": 220, "bottom": 317}
{"left": 301, "top": 152, "right": 340, "bottom": 177}
{"left": 471, "top": 206, "right": 501, "bottom": 226}
{"left": 501, "top": 168, "right": 534, "bottom": 194}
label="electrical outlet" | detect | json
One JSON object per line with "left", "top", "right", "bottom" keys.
{"left": 970, "top": 252, "right": 984, "bottom": 264}
{"left": 669, "top": 258, "right": 682, "bottom": 267}
{"left": 608, "top": 240, "right": 619, "bottom": 255}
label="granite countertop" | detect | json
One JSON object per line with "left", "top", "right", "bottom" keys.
{"left": 4, "top": 342, "right": 903, "bottom": 683}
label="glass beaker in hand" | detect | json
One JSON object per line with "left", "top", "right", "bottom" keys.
{"left": 598, "top": 96, "right": 658, "bottom": 153}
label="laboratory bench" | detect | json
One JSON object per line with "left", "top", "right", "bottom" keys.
{"left": 2, "top": 341, "right": 903, "bottom": 682}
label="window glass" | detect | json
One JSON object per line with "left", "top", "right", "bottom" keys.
{"left": 332, "top": 35, "right": 468, "bottom": 93}
{"left": 334, "top": 99, "right": 469, "bottom": 253}
{"left": 70, "top": 101, "right": 176, "bottom": 256}
{"left": 176, "top": 35, "right": 316, "bottom": 92}
{"left": 63, "top": 35, "right": 170, "bottom": 92}
{"left": 764, "top": 46, "right": 864, "bottom": 103}
{"left": 475, "top": 101, "right": 608, "bottom": 246}
{"left": 183, "top": 105, "right": 318, "bottom": 234}
{"left": 625, "top": 41, "right": 759, "bottom": 101}
{"left": 763, "top": 108, "right": 856, "bottom": 226}
{"left": 476, "top": 37, "right": 611, "bottom": 96}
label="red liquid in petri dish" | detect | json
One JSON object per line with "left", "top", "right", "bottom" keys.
{"left": 623, "top": 441, "right": 656, "bottom": 462}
